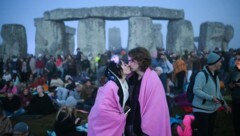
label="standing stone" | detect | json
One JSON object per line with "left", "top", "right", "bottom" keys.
{"left": 222, "top": 25, "right": 234, "bottom": 51}
{"left": 108, "top": 27, "right": 121, "bottom": 51}
{"left": 34, "top": 18, "right": 65, "bottom": 57}
{"left": 198, "top": 22, "right": 226, "bottom": 52}
{"left": 1, "top": 24, "right": 27, "bottom": 59}
{"left": 153, "top": 24, "right": 164, "bottom": 49}
{"left": 65, "top": 26, "right": 76, "bottom": 55}
{"left": 166, "top": 20, "right": 194, "bottom": 54}
{"left": 77, "top": 18, "right": 105, "bottom": 57}
{"left": 128, "top": 17, "right": 155, "bottom": 52}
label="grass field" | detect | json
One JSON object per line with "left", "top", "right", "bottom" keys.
{"left": 11, "top": 95, "right": 235, "bottom": 136}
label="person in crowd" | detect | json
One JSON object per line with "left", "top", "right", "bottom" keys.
{"left": 125, "top": 47, "right": 171, "bottom": 136}
{"left": 28, "top": 85, "right": 55, "bottom": 115}
{"left": 0, "top": 76, "right": 6, "bottom": 91}
{"left": 65, "top": 55, "right": 76, "bottom": 78}
{"left": 227, "top": 51, "right": 240, "bottom": 136}
{"left": 2, "top": 70, "right": 12, "bottom": 82}
{"left": 45, "top": 55, "right": 57, "bottom": 87}
{"left": 192, "top": 52, "right": 231, "bottom": 136}
{"left": 88, "top": 57, "right": 131, "bottom": 136}
{"left": 81, "top": 79, "right": 96, "bottom": 102}
{"left": 173, "top": 55, "right": 187, "bottom": 92}
{"left": 0, "top": 80, "right": 18, "bottom": 95}
{"left": 76, "top": 48, "right": 83, "bottom": 76}
{"left": 56, "top": 54, "right": 64, "bottom": 79}
{"left": 18, "top": 87, "right": 33, "bottom": 110}
{"left": 54, "top": 96, "right": 85, "bottom": 136}
{"left": 2, "top": 91, "right": 25, "bottom": 118}
{"left": 36, "top": 54, "right": 45, "bottom": 78}
{"left": 13, "top": 122, "right": 31, "bottom": 136}
{"left": 65, "top": 76, "right": 76, "bottom": 92}
{"left": 29, "top": 55, "right": 37, "bottom": 78}
{"left": 69, "top": 83, "right": 84, "bottom": 104}
{"left": 20, "top": 58, "right": 29, "bottom": 83}
{"left": 158, "top": 51, "right": 174, "bottom": 96}
{"left": 0, "top": 101, "right": 12, "bottom": 135}
{"left": 50, "top": 74, "right": 64, "bottom": 91}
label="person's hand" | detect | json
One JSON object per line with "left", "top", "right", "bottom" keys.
{"left": 212, "top": 96, "right": 220, "bottom": 104}
{"left": 225, "top": 106, "right": 232, "bottom": 114}
{"left": 75, "top": 117, "right": 81, "bottom": 124}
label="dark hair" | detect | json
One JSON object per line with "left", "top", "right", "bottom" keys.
{"left": 105, "top": 61, "right": 123, "bottom": 80}
{"left": 128, "top": 47, "right": 151, "bottom": 72}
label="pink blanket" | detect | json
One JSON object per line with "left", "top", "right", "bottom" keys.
{"left": 88, "top": 81, "right": 126, "bottom": 136}
{"left": 139, "top": 68, "right": 172, "bottom": 136}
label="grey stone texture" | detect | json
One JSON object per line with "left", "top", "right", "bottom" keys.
{"left": 198, "top": 22, "right": 234, "bottom": 52}
{"left": 34, "top": 18, "right": 65, "bottom": 57}
{"left": 108, "top": 27, "right": 121, "bottom": 50}
{"left": 1, "top": 24, "right": 27, "bottom": 59}
{"left": 153, "top": 24, "right": 164, "bottom": 49}
{"left": 44, "top": 6, "right": 184, "bottom": 21}
{"left": 128, "top": 17, "right": 155, "bottom": 52}
{"left": 77, "top": 18, "right": 105, "bottom": 57}
{"left": 65, "top": 26, "right": 76, "bottom": 55}
{"left": 166, "top": 20, "right": 194, "bottom": 54}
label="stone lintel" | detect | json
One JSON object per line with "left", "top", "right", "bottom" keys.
{"left": 44, "top": 6, "right": 184, "bottom": 21}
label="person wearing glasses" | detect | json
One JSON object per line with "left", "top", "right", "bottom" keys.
{"left": 125, "top": 47, "right": 171, "bottom": 136}
{"left": 228, "top": 50, "right": 240, "bottom": 136}
{"left": 88, "top": 56, "right": 131, "bottom": 136}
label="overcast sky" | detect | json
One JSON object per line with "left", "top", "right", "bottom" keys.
{"left": 0, "top": 0, "right": 239, "bottom": 54}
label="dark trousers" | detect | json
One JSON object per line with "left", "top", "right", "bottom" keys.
{"left": 176, "top": 71, "right": 186, "bottom": 91}
{"left": 232, "top": 101, "right": 240, "bottom": 136}
{"left": 193, "top": 111, "right": 217, "bottom": 136}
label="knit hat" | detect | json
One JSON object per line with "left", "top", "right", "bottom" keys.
{"left": 207, "top": 52, "right": 222, "bottom": 65}
{"left": 65, "top": 96, "right": 77, "bottom": 107}
{"left": 13, "top": 122, "right": 29, "bottom": 133}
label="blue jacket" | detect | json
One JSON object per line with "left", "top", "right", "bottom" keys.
{"left": 192, "top": 66, "right": 227, "bottom": 113}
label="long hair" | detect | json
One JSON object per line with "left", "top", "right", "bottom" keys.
{"left": 56, "top": 105, "right": 76, "bottom": 122}
{"left": 128, "top": 47, "right": 151, "bottom": 72}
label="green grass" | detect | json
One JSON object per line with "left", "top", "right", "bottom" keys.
{"left": 11, "top": 96, "right": 234, "bottom": 136}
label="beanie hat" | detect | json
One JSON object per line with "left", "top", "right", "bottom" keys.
{"left": 13, "top": 122, "right": 29, "bottom": 133}
{"left": 65, "top": 96, "right": 77, "bottom": 107}
{"left": 207, "top": 52, "right": 222, "bottom": 65}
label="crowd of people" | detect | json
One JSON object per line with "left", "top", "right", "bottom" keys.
{"left": 0, "top": 46, "right": 239, "bottom": 136}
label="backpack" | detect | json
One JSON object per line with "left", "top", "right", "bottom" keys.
{"left": 187, "top": 70, "right": 208, "bottom": 103}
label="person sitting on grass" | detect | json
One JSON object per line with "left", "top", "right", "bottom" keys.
{"left": 13, "top": 122, "right": 31, "bottom": 136}
{"left": 54, "top": 96, "right": 86, "bottom": 136}
{"left": 27, "top": 85, "right": 55, "bottom": 115}
{"left": 2, "top": 91, "right": 25, "bottom": 118}
{"left": 18, "top": 87, "right": 33, "bottom": 110}
{"left": 0, "top": 101, "right": 12, "bottom": 136}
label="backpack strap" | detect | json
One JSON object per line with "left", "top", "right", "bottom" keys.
{"left": 202, "top": 69, "right": 208, "bottom": 84}
{"left": 192, "top": 69, "right": 211, "bottom": 111}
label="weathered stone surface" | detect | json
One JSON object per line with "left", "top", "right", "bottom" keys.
{"left": 108, "top": 27, "right": 121, "bottom": 50}
{"left": 166, "top": 20, "right": 194, "bottom": 54}
{"left": 44, "top": 6, "right": 184, "bottom": 21}
{"left": 34, "top": 18, "right": 65, "bottom": 57}
{"left": 153, "top": 24, "right": 163, "bottom": 49}
{"left": 198, "top": 22, "right": 228, "bottom": 51}
{"left": 65, "top": 26, "right": 76, "bottom": 55}
{"left": 222, "top": 25, "right": 234, "bottom": 51}
{"left": 77, "top": 18, "right": 105, "bottom": 57}
{"left": 128, "top": 17, "right": 155, "bottom": 52}
{"left": 1, "top": 24, "right": 27, "bottom": 59}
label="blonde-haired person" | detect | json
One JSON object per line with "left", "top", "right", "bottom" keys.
{"left": 54, "top": 96, "right": 86, "bottom": 136}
